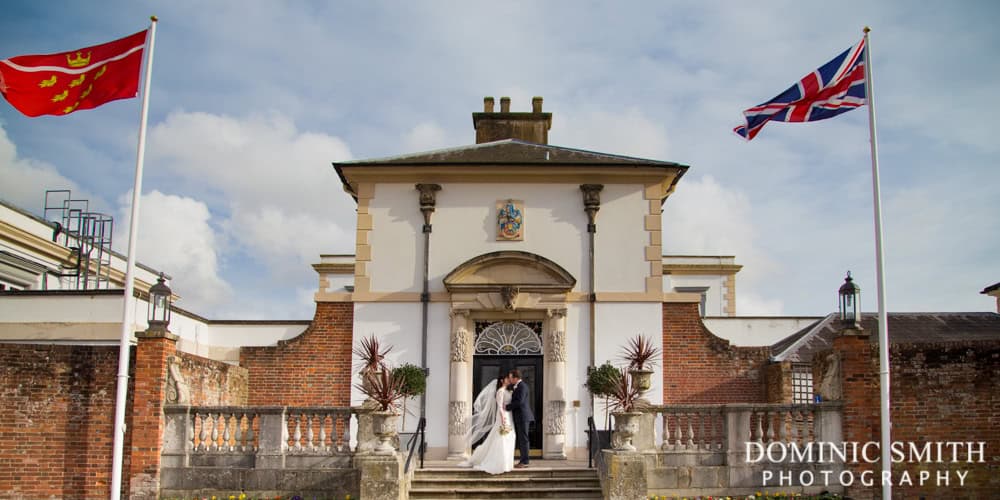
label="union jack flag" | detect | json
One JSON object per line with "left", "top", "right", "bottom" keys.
{"left": 734, "top": 38, "right": 867, "bottom": 140}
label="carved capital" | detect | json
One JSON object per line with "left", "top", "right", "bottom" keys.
{"left": 546, "top": 307, "right": 567, "bottom": 319}
{"left": 544, "top": 400, "right": 566, "bottom": 435}
{"left": 449, "top": 308, "right": 470, "bottom": 319}
{"left": 449, "top": 401, "right": 468, "bottom": 435}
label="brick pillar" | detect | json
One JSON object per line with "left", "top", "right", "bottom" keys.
{"left": 129, "top": 329, "right": 178, "bottom": 499}
{"left": 833, "top": 328, "right": 879, "bottom": 500}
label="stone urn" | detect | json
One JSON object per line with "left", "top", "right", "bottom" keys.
{"left": 371, "top": 410, "right": 400, "bottom": 455}
{"left": 629, "top": 368, "right": 655, "bottom": 393}
{"left": 611, "top": 411, "right": 642, "bottom": 451}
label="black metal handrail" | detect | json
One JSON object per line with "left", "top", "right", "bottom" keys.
{"left": 404, "top": 417, "right": 426, "bottom": 473}
{"left": 586, "top": 416, "right": 611, "bottom": 470}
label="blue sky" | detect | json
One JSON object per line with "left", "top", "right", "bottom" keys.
{"left": 1, "top": 1, "right": 997, "bottom": 319}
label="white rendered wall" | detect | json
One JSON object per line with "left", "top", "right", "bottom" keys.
{"left": 702, "top": 316, "right": 823, "bottom": 347}
{"left": 351, "top": 302, "right": 425, "bottom": 428}
{"left": 424, "top": 302, "right": 451, "bottom": 446}
{"left": 323, "top": 274, "right": 354, "bottom": 292}
{"left": 666, "top": 274, "right": 729, "bottom": 316}
{"left": 368, "top": 183, "right": 589, "bottom": 293}
{"left": 564, "top": 302, "right": 591, "bottom": 455}
{"left": 592, "top": 302, "right": 663, "bottom": 428}
{"left": 593, "top": 184, "right": 648, "bottom": 292}
{"left": 368, "top": 184, "right": 422, "bottom": 292}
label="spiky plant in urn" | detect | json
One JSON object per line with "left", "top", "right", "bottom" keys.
{"left": 607, "top": 368, "right": 642, "bottom": 451}
{"left": 355, "top": 368, "right": 406, "bottom": 455}
{"left": 621, "top": 335, "right": 660, "bottom": 394}
{"left": 354, "top": 335, "right": 392, "bottom": 395}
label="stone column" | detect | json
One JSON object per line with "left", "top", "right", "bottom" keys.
{"left": 447, "top": 308, "right": 472, "bottom": 460}
{"left": 543, "top": 307, "right": 568, "bottom": 459}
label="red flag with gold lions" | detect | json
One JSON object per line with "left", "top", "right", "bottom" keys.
{"left": 0, "top": 30, "right": 147, "bottom": 117}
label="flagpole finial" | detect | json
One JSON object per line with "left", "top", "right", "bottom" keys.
{"left": 863, "top": 26, "right": 870, "bottom": 34}
{"left": 150, "top": 15, "right": 158, "bottom": 22}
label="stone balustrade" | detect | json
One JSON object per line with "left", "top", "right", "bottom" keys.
{"left": 600, "top": 402, "right": 845, "bottom": 497}
{"left": 162, "top": 405, "right": 359, "bottom": 470}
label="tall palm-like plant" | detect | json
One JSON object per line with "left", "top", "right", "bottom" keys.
{"left": 606, "top": 368, "right": 641, "bottom": 413}
{"left": 621, "top": 335, "right": 660, "bottom": 370}
{"left": 354, "top": 334, "right": 391, "bottom": 375}
{"left": 355, "top": 369, "right": 406, "bottom": 412}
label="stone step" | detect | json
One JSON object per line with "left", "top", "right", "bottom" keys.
{"left": 414, "top": 467, "right": 596, "bottom": 479}
{"left": 408, "top": 486, "right": 603, "bottom": 499}
{"left": 410, "top": 467, "right": 601, "bottom": 499}
{"left": 413, "top": 477, "right": 601, "bottom": 489}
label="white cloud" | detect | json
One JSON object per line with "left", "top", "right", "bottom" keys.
{"left": 553, "top": 107, "right": 670, "bottom": 159}
{"left": 662, "top": 175, "right": 783, "bottom": 315}
{"left": 403, "top": 122, "right": 452, "bottom": 152}
{"left": 0, "top": 124, "right": 92, "bottom": 212}
{"left": 143, "top": 110, "right": 356, "bottom": 314}
{"left": 116, "top": 190, "right": 231, "bottom": 309}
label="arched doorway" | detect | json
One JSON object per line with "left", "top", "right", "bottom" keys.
{"left": 444, "top": 251, "right": 575, "bottom": 461}
{"left": 471, "top": 320, "right": 544, "bottom": 453}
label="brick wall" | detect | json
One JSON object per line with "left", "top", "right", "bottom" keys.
{"left": 837, "top": 335, "right": 1000, "bottom": 499}
{"left": 0, "top": 344, "right": 127, "bottom": 499}
{"left": 173, "top": 351, "right": 248, "bottom": 406}
{"left": 764, "top": 361, "right": 792, "bottom": 403}
{"left": 661, "top": 302, "right": 770, "bottom": 403}
{"left": 240, "top": 302, "right": 353, "bottom": 406}
{"left": 129, "top": 332, "right": 178, "bottom": 498}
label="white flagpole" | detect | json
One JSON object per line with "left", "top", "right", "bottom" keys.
{"left": 110, "top": 16, "right": 158, "bottom": 500}
{"left": 863, "top": 26, "right": 892, "bottom": 500}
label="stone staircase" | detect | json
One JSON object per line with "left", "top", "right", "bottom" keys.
{"left": 409, "top": 466, "right": 602, "bottom": 499}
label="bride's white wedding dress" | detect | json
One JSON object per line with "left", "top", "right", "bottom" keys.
{"left": 462, "top": 386, "right": 516, "bottom": 474}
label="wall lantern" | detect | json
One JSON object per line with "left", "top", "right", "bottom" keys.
{"left": 147, "top": 272, "right": 172, "bottom": 331}
{"left": 838, "top": 271, "right": 861, "bottom": 329}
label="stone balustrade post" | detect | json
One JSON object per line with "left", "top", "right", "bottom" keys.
{"left": 255, "top": 406, "right": 287, "bottom": 469}
{"left": 357, "top": 453, "right": 407, "bottom": 500}
{"left": 603, "top": 450, "right": 647, "bottom": 500}
{"left": 161, "top": 406, "right": 191, "bottom": 468}
{"left": 543, "top": 307, "right": 568, "bottom": 459}
{"left": 447, "top": 308, "right": 472, "bottom": 460}
{"left": 725, "top": 404, "right": 757, "bottom": 488}
{"left": 814, "top": 401, "right": 844, "bottom": 473}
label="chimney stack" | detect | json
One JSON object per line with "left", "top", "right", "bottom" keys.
{"left": 472, "top": 95, "right": 552, "bottom": 144}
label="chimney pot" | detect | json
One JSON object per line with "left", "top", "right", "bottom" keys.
{"left": 484, "top": 96, "right": 495, "bottom": 113}
{"left": 500, "top": 97, "right": 511, "bottom": 113}
{"left": 532, "top": 96, "right": 543, "bottom": 113}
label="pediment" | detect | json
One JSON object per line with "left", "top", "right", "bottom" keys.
{"left": 443, "top": 251, "right": 576, "bottom": 293}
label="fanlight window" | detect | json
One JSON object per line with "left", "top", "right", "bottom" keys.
{"left": 474, "top": 321, "right": 543, "bottom": 355}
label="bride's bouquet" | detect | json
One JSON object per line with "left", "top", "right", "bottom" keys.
{"left": 498, "top": 422, "right": 513, "bottom": 435}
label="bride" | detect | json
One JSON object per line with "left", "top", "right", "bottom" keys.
{"left": 460, "top": 374, "right": 516, "bottom": 474}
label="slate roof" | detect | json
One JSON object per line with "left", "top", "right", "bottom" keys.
{"left": 334, "top": 139, "right": 689, "bottom": 168}
{"left": 771, "top": 312, "right": 1000, "bottom": 363}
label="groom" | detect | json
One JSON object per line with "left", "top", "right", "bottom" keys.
{"left": 504, "top": 369, "right": 534, "bottom": 468}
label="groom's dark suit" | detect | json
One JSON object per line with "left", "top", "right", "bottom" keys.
{"left": 505, "top": 380, "right": 534, "bottom": 465}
